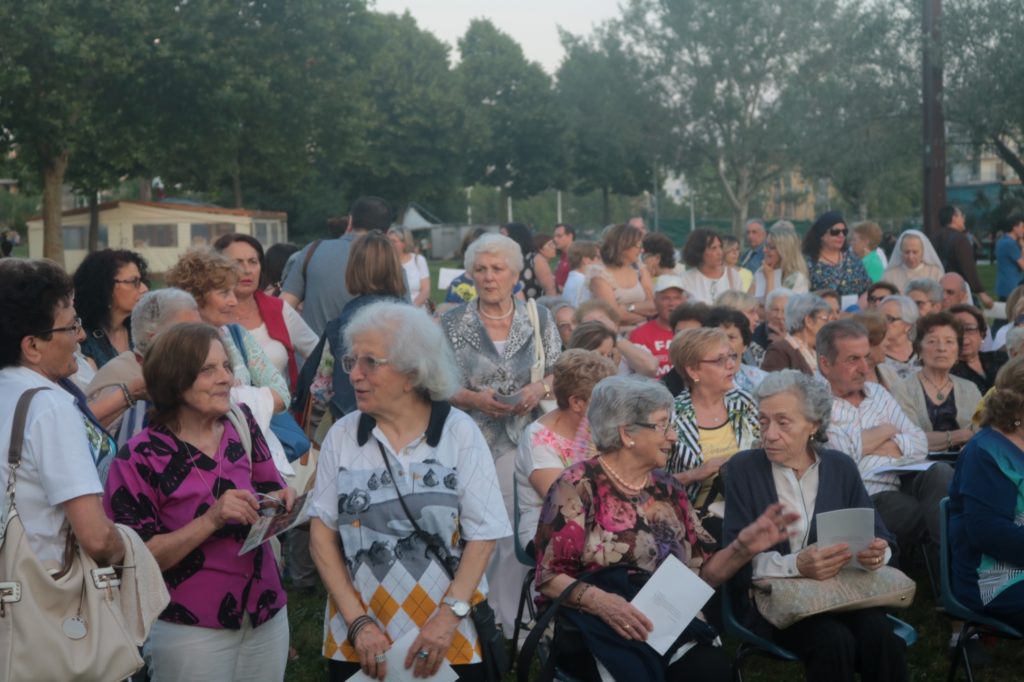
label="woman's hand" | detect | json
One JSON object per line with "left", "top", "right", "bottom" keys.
{"left": 513, "top": 382, "right": 547, "bottom": 415}
{"left": 405, "top": 607, "right": 460, "bottom": 678}
{"left": 734, "top": 502, "right": 801, "bottom": 558}
{"left": 856, "top": 538, "right": 888, "bottom": 571}
{"left": 127, "top": 374, "right": 148, "bottom": 401}
{"left": 796, "top": 543, "right": 852, "bottom": 580}
{"left": 262, "top": 487, "right": 296, "bottom": 514}
{"left": 354, "top": 621, "right": 391, "bottom": 680}
{"left": 473, "top": 388, "right": 517, "bottom": 418}
{"left": 586, "top": 588, "right": 653, "bottom": 642}
{"left": 204, "top": 489, "right": 260, "bottom": 529}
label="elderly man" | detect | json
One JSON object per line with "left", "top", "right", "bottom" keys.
{"left": 939, "top": 272, "right": 970, "bottom": 310}
{"left": 905, "top": 278, "right": 943, "bottom": 316}
{"left": 740, "top": 218, "right": 767, "bottom": 271}
{"left": 552, "top": 223, "right": 575, "bottom": 292}
{"left": 628, "top": 274, "right": 687, "bottom": 378}
{"left": 817, "top": 319, "right": 953, "bottom": 573}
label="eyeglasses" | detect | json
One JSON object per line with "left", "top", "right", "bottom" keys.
{"left": 867, "top": 295, "right": 888, "bottom": 304}
{"left": 828, "top": 228, "right": 848, "bottom": 237}
{"left": 340, "top": 354, "right": 391, "bottom": 374}
{"left": 961, "top": 325, "right": 980, "bottom": 334}
{"left": 36, "top": 317, "right": 83, "bottom": 337}
{"left": 633, "top": 421, "right": 675, "bottom": 436}
{"left": 884, "top": 315, "right": 903, "bottom": 324}
{"left": 699, "top": 352, "right": 739, "bottom": 368}
{"left": 114, "top": 277, "right": 146, "bottom": 289}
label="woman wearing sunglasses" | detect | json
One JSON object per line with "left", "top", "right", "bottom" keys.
{"left": 802, "top": 211, "right": 872, "bottom": 298}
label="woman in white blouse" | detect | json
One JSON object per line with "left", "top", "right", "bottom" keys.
{"left": 679, "top": 228, "right": 743, "bottom": 305}
{"left": 751, "top": 221, "right": 810, "bottom": 300}
{"left": 388, "top": 227, "right": 432, "bottom": 308}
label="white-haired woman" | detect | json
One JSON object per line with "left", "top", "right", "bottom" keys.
{"left": 751, "top": 287, "right": 793, "bottom": 353}
{"left": 881, "top": 230, "right": 944, "bottom": 294}
{"left": 440, "top": 233, "right": 561, "bottom": 630}
{"left": 534, "top": 375, "right": 796, "bottom": 681}
{"left": 387, "top": 226, "right": 431, "bottom": 308}
{"left": 309, "top": 302, "right": 511, "bottom": 681}
{"left": 724, "top": 370, "right": 906, "bottom": 682}
{"left": 751, "top": 221, "right": 810, "bottom": 299}
{"left": 761, "top": 293, "right": 832, "bottom": 375}
{"left": 880, "top": 294, "right": 920, "bottom": 381}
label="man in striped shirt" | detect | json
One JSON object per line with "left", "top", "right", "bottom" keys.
{"left": 817, "top": 319, "right": 953, "bottom": 571}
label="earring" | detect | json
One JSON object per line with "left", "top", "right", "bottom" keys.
{"left": 627, "top": 440, "right": 635, "bottom": 447}
{"left": 693, "top": 378, "right": 700, "bottom": 384}
{"left": 1016, "top": 420, "right": 1022, "bottom": 428}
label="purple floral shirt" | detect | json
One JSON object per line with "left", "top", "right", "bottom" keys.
{"left": 534, "top": 459, "right": 711, "bottom": 600}
{"left": 103, "top": 405, "right": 286, "bottom": 629}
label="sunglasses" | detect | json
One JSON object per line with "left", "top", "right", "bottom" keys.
{"left": 828, "top": 228, "right": 848, "bottom": 237}
{"left": 868, "top": 295, "right": 888, "bottom": 304}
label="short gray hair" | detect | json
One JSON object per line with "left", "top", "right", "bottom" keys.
{"left": 131, "top": 288, "right": 199, "bottom": 355}
{"left": 464, "top": 233, "right": 524, "bottom": 276}
{"left": 537, "top": 295, "right": 574, "bottom": 317}
{"left": 905, "top": 278, "right": 942, "bottom": 303}
{"left": 816, "top": 319, "right": 868, "bottom": 362}
{"left": 588, "top": 376, "right": 673, "bottom": 453}
{"left": 343, "top": 301, "right": 461, "bottom": 401}
{"left": 765, "top": 287, "right": 794, "bottom": 309}
{"left": 785, "top": 293, "right": 830, "bottom": 333}
{"left": 755, "top": 369, "right": 833, "bottom": 441}
{"left": 881, "top": 295, "right": 919, "bottom": 339}
{"left": 1006, "top": 327, "right": 1024, "bottom": 358}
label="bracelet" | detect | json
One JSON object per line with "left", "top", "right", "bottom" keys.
{"left": 946, "top": 431, "right": 953, "bottom": 450}
{"left": 574, "top": 584, "right": 593, "bottom": 610}
{"left": 117, "top": 383, "right": 136, "bottom": 408}
{"left": 347, "top": 615, "right": 375, "bottom": 646}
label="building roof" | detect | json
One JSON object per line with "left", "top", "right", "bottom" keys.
{"left": 30, "top": 200, "right": 287, "bottom": 222}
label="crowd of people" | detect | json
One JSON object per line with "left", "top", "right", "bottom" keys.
{"left": 3, "top": 196, "right": 1024, "bottom": 682}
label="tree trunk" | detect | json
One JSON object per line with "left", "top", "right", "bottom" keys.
{"left": 41, "top": 152, "right": 69, "bottom": 265}
{"left": 87, "top": 192, "right": 100, "bottom": 252}
{"left": 601, "top": 185, "right": 610, "bottom": 226}
{"left": 138, "top": 177, "right": 152, "bottom": 201}
{"left": 858, "top": 200, "right": 869, "bottom": 221}
{"left": 992, "top": 137, "right": 1024, "bottom": 183}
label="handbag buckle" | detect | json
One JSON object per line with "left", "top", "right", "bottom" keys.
{"left": 0, "top": 582, "right": 20, "bottom": 616}
{"left": 91, "top": 566, "right": 121, "bottom": 591}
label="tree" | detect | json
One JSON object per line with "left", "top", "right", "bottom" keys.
{"left": 557, "top": 29, "right": 666, "bottom": 224}
{"left": 620, "top": 0, "right": 833, "bottom": 232}
{"left": 455, "top": 20, "right": 566, "bottom": 205}
{"left": 0, "top": 1, "right": 154, "bottom": 263}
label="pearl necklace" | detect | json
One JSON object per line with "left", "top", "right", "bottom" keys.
{"left": 477, "top": 299, "right": 514, "bottom": 320}
{"left": 599, "top": 456, "right": 650, "bottom": 494}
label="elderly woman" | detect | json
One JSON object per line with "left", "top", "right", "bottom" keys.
{"left": 104, "top": 323, "right": 294, "bottom": 680}
{"left": 679, "top": 228, "right": 743, "bottom": 305}
{"left": 879, "top": 295, "right": 920, "bottom": 381}
{"left": 881, "top": 229, "right": 944, "bottom": 294}
{"left": 724, "top": 370, "right": 906, "bottom": 682}
{"left": 0, "top": 258, "right": 125, "bottom": 571}
{"left": 761, "top": 293, "right": 831, "bottom": 375}
{"left": 86, "top": 288, "right": 201, "bottom": 444}
{"left": 536, "top": 296, "right": 577, "bottom": 348}
{"left": 706, "top": 306, "right": 767, "bottom": 394}
{"left": 166, "top": 248, "right": 290, "bottom": 414}
{"left": 567, "top": 320, "right": 618, "bottom": 362}
{"left": 534, "top": 375, "right": 796, "bottom": 681}
{"left": 802, "top": 211, "right": 872, "bottom": 297}
{"left": 905, "top": 279, "right": 944, "bottom": 316}
{"left": 387, "top": 226, "right": 432, "bottom": 308}
{"left": 309, "top": 302, "right": 510, "bottom": 681}
{"left": 851, "top": 312, "right": 902, "bottom": 390}
{"left": 666, "top": 329, "right": 759, "bottom": 526}
{"left": 751, "top": 221, "right": 810, "bottom": 299}
{"left": 441, "top": 233, "right": 560, "bottom": 630}
{"left": 892, "top": 312, "right": 982, "bottom": 453}
{"left": 515, "top": 349, "right": 617, "bottom": 548}
{"left": 575, "top": 299, "right": 659, "bottom": 376}
{"left": 72, "top": 248, "right": 150, "bottom": 368}
{"left": 752, "top": 287, "right": 793, "bottom": 353}
{"left": 587, "top": 224, "right": 655, "bottom": 328}
{"left": 950, "top": 304, "right": 1007, "bottom": 394}
{"left": 215, "top": 233, "right": 318, "bottom": 393}
{"left": 949, "top": 355, "right": 1024, "bottom": 630}
{"left": 849, "top": 221, "right": 885, "bottom": 282}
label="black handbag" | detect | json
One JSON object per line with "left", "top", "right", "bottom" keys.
{"left": 377, "top": 442, "right": 510, "bottom": 682}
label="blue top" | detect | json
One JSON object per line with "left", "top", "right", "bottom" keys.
{"left": 949, "top": 428, "right": 1024, "bottom": 612}
{"left": 281, "top": 234, "right": 359, "bottom": 336}
{"left": 740, "top": 244, "right": 765, "bottom": 272}
{"left": 995, "top": 234, "right": 1022, "bottom": 298}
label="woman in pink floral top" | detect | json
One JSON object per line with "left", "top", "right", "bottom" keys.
{"left": 104, "top": 323, "right": 294, "bottom": 681}
{"left": 533, "top": 375, "right": 798, "bottom": 681}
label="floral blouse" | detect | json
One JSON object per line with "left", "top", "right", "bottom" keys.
{"left": 806, "top": 250, "right": 872, "bottom": 296}
{"left": 223, "top": 324, "right": 291, "bottom": 408}
{"left": 534, "top": 459, "right": 712, "bottom": 598}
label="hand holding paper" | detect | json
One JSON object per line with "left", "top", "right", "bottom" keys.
{"left": 630, "top": 555, "right": 714, "bottom": 655}
{"left": 347, "top": 629, "right": 458, "bottom": 682}
{"left": 815, "top": 508, "right": 875, "bottom": 570}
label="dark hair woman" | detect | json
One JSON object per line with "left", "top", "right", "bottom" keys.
{"left": 679, "top": 229, "right": 743, "bottom": 305}
{"left": 72, "top": 249, "right": 150, "bottom": 369}
{"left": 802, "top": 211, "right": 872, "bottom": 297}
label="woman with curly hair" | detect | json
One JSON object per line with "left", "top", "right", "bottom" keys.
{"left": 72, "top": 249, "right": 150, "bottom": 369}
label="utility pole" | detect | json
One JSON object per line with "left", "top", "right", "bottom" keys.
{"left": 922, "top": 0, "right": 947, "bottom": 235}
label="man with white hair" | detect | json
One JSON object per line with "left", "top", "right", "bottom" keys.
{"left": 905, "top": 279, "right": 943, "bottom": 316}
{"left": 740, "top": 218, "right": 767, "bottom": 271}
{"left": 939, "top": 272, "right": 970, "bottom": 310}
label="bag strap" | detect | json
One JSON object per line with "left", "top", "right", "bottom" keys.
{"left": 227, "top": 323, "right": 249, "bottom": 367}
{"left": 8, "top": 387, "right": 50, "bottom": 467}
{"left": 526, "top": 299, "right": 545, "bottom": 381}
{"left": 224, "top": 403, "right": 253, "bottom": 463}
{"left": 302, "top": 239, "right": 322, "bottom": 281}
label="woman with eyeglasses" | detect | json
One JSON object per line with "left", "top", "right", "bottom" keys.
{"left": 802, "top": 211, "right": 872, "bottom": 297}
{"left": 950, "top": 304, "right": 1008, "bottom": 394}
{"left": 879, "top": 295, "right": 920, "bottom": 381}
{"left": 891, "top": 313, "right": 982, "bottom": 453}
{"left": 761, "top": 293, "right": 832, "bottom": 375}
{"left": 750, "top": 221, "right": 809, "bottom": 300}
{"left": 666, "top": 329, "right": 759, "bottom": 535}
{"left": 72, "top": 248, "right": 150, "bottom": 370}
{"left": 310, "top": 302, "right": 509, "bottom": 681}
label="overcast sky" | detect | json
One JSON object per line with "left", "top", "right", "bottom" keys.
{"left": 371, "top": 0, "right": 623, "bottom": 74}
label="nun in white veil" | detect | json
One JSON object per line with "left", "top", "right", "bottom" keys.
{"left": 881, "top": 229, "right": 945, "bottom": 293}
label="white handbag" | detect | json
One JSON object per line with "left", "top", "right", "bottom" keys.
{"left": 526, "top": 299, "right": 557, "bottom": 414}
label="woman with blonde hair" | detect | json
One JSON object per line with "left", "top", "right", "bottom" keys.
{"left": 751, "top": 221, "right": 810, "bottom": 299}
{"left": 387, "top": 226, "right": 431, "bottom": 308}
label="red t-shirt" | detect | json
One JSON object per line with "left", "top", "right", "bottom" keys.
{"left": 628, "top": 320, "right": 675, "bottom": 378}
{"left": 555, "top": 253, "right": 571, "bottom": 291}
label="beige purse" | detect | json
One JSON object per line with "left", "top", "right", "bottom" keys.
{"left": 0, "top": 388, "right": 143, "bottom": 682}
{"left": 526, "top": 299, "right": 557, "bottom": 414}
{"left": 752, "top": 565, "right": 916, "bottom": 630}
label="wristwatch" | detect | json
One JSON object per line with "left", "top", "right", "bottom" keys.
{"left": 542, "top": 382, "right": 552, "bottom": 399}
{"left": 627, "top": 303, "right": 636, "bottom": 313}
{"left": 442, "top": 596, "right": 471, "bottom": 618}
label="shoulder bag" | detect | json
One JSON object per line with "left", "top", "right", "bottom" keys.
{"left": 0, "top": 388, "right": 143, "bottom": 682}
{"left": 376, "top": 441, "right": 510, "bottom": 682}
{"left": 525, "top": 299, "right": 556, "bottom": 414}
